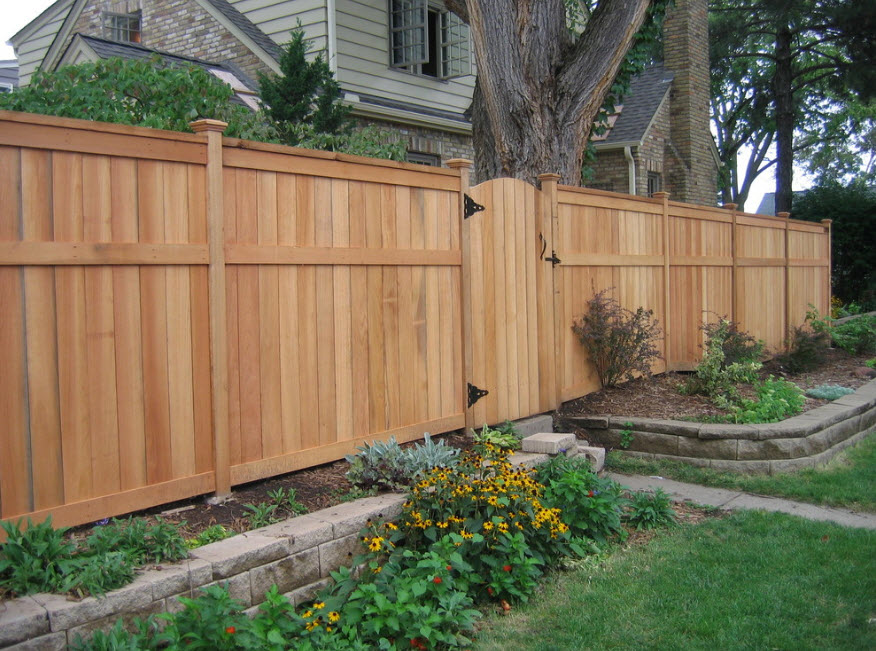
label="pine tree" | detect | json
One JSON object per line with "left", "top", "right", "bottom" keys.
{"left": 257, "top": 29, "right": 351, "bottom": 146}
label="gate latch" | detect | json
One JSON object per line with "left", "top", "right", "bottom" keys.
{"left": 545, "top": 250, "right": 561, "bottom": 266}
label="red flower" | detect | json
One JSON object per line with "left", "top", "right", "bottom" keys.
{"left": 446, "top": 565, "right": 453, "bottom": 571}
{"left": 433, "top": 576, "right": 442, "bottom": 584}
{"left": 487, "top": 587, "right": 494, "bottom": 595}
{"left": 587, "top": 490, "right": 595, "bottom": 497}
{"left": 503, "top": 564, "right": 512, "bottom": 572}
{"left": 225, "top": 626, "right": 236, "bottom": 634}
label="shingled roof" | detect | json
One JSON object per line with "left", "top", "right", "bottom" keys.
{"left": 597, "top": 64, "right": 674, "bottom": 146}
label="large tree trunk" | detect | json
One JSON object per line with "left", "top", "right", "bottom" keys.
{"left": 448, "top": 0, "right": 652, "bottom": 185}
{"left": 773, "top": 23, "right": 794, "bottom": 213}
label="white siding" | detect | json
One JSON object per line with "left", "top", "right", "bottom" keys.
{"left": 11, "top": 0, "right": 74, "bottom": 87}
{"left": 335, "top": 0, "right": 474, "bottom": 117}
{"left": 229, "top": 0, "right": 328, "bottom": 53}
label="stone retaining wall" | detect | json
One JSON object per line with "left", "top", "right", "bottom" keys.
{"left": 561, "top": 379, "right": 876, "bottom": 475}
{"left": 0, "top": 494, "right": 406, "bottom": 650}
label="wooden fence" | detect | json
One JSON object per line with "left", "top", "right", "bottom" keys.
{"left": 0, "top": 111, "right": 830, "bottom": 529}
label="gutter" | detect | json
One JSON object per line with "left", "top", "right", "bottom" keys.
{"left": 624, "top": 146, "right": 636, "bottom": 195}
{"left": 327, "top": 0, "right": 338, "bottom": 73}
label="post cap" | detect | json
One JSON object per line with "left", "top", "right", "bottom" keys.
{"left": 446, "top": 158, "right": 473, "bottom": 170}
{"left": 190, "top": 119, "right": 228, "bottom": 133}
{"left": 777, "top": 211, "right": 791, "bottom": 219}
{"left": 722, "top": 202, "right": 738, "bottom": 210}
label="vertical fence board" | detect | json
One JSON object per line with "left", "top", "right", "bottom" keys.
{"left": 277, "top": 173, "right": 302, "bottom": 453}
{"left": 332, "top": 178, "right": 354, "bottom": 442}
{"left": 349, "top": 182, "right": 371, "bottom": 438}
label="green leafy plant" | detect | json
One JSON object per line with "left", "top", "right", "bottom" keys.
{"left": 185, "top": 525, "right": 233, "bottom": 550}
{"left": 625, "top": 489, "right": 677, "bottom": 530}
{"left": 472, "top": 423, "right": 521, "bottom": 451}
{"left": 0, "top": 56, "right": 274, "bottom": 141}
{"left": 331, "top": 487, "right": 379, "bottom": 503}
{"left": 779, "top": 322, "right": 831, "bottom": 373}
{"left": 805, "top": 384, "right": 856, "bottom": 400}
{"left": 866, "top": 359, "right": 876, "bottom": 369}
{"left": 832, "top": 314, "right": 876, "bottom": 354}
{"left": 86, "top": 517, "right": 187, "bottom": 565}
{"left": 267, "top": 487, "right": 308, "bottom": 516}
{"left": 683, "top": 318, "right": 762, "bottom": 399}
{"left": 724, "top": 376, "right": 805, "bottom": 424}
{"left": 243, "top": 502, "right": 281, "bottom": 529}
{"left": 345, "top": 433, "right": 460, "bottom": 492}
{"left": 619, "top": 422, "right": 635, "bottom": 449}
{"left": 571, "top": 288, "right": 662, "bottom": 388}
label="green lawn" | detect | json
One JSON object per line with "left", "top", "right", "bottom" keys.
{"left": 606, "top": 432, "right": 876, "bottom": 512}
{"left": 474, "top": 511, "right": 876, "bottom": 650}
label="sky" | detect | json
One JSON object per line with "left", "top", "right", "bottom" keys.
{"left": 0, "top": 0, "right": 804, "bottom": 212}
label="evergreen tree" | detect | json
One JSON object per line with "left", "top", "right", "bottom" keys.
{"left": 257, "top": 29, "right": 351, "bottom": 146}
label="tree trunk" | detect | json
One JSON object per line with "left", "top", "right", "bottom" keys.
{"left": 457, "top": 0, "right": 651, "bottom": 185}
{"left": 773, "top": 23, "right": 794, "bottom": 214}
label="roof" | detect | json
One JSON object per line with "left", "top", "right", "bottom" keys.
{"left": 63, "top": 34, "right": 261, "bottom": 109}
{"left": 0, "top": 60, "right": 18, "bottom": 89}
{"left": 201, "top": 0, "right": 283, "bottom": 62}
{"left": 593, "top": 64, "right": 673, "bottom": 147}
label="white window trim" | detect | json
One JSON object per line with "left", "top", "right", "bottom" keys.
{"left": 388, "top": 0, "right": 471, "bottom": 80}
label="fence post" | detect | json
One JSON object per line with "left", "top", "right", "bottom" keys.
{"left": 723, "top": 203, "right": 739, "bottom": 324}
{"left": 190, "top": 119, "right": 231, "bottom": 499}
{"left": 821, "top": 219, "right": 832, "bottom": 314}
{"left": 446, "top": 159, "right": 474, "bottom": 431}
{"left": 654, "top": 191, "right": 671, "bottom": 370}
{"left": 778, "top": 211, "right": 791, "bottom": 348}
{"left": 537, "top": 173, "right": 561, "bottom": 409}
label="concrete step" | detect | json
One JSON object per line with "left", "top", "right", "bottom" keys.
{"left": 511, "top": 413, "right": 554, "bottom": 438}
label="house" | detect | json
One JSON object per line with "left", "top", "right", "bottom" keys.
{"left": 11, "top": 0, "right": 717, "bottom": 203}
{"left": 587, "top": 0, "right": 720, "bottom": 206}
{"left": 0, "top": 60, "right": 18, "bottom": 93}
{"left": 10, "top": 0, "right": 476, "bottom": 165}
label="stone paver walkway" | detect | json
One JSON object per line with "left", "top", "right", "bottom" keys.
{"left": 607, "top": 472, "right": 876, "bottom": 530}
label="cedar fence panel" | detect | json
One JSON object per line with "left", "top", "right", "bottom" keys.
{"left": 0, "top": 111, "right": 830, "bottom": 530}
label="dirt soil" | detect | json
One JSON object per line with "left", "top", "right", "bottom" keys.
{"left": 68, "top": 350, "right": 872, "bottom": 544}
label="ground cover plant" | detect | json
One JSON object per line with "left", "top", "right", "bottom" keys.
{"left": 606, "top": 432, "right": 876, "bottom": 512}
{"left": 473, "top": 510, "right": 876, "bottom": 650}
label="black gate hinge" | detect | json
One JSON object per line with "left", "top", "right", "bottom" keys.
{"left": 464, "top": 194, "right": 485, "bottom": 219}
{"left": 467, "top": 382, "right": 489, "bottom": 408}
{"left": 545, "top": 250, "right": 561, "bottom": 266}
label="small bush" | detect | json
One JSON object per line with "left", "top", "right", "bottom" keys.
{"left": 725, "top": 376, "right": 805, "bottom": 424}
{"left": 684, "top": 318, "right": 762, "bottom": 399}
{"left": 805, "top": 384, "right": 856, "bottom": 400}
{"left": 345, "top": 433, "right": 460, "bottom": 491}
{"left": 186, "top": 524, "right": 233, "bottom": 549}
{"left": 779, "top": 324, "right": 831, "bottom": 373}
{"left": 472, "top": 422, "right": 521, "bottom": 451}
{"left": 572, "top": 288, "right": 662, "bottom": 388}
{"left": 86, "top": 517, "right": 187, "bottom": 565}
{"left": 625, "top": 489, "right": 676, "bottom": 530}
{"left": 832, "top": 314, "right": 876, "bottom": 355}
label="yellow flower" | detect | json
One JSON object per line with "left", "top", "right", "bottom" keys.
{"left": 369, "top": 537, "right": 384, "bottom": 552}
{"left": 302, "top": 610, "right": 313, "bottom": 619}
{"left": 373, "top": 565, "right": 383, "bottom": 573}
{"left": 385, "top": 522, "right": 398, "bottom": 530}
{"left": 313, "top": 601, "right": 325, "bottom": 610}
{"left": 483, "top": 521, "right": 494, "bottom": 532}
{"left": 329, "top": 611, "right": 341, "bottom": 623}
{"left": 461, "top": 530, "right": 473, "bottom": 539}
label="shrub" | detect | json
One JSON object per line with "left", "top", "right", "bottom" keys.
{"left": 805, "top": 384, "right": 856, "bottom": 400}
{"left": 571, "top": 288, "right": 662, "bottom": 388}
{"left": 832, "top": 314, "right": 876, "bottom": 354}
{"left": 626, "top": 489, "right": 676, "bottom": 530}
{"left": 779, "top": 323, "right": 831, "bottom": 373}
{"left": 86, "top": 517, "right": 187, "bottom": 565}
{"left": 345, "top": 433, "right": 460, "bottom": 492}
{"left": 684, "top": 318, "right": 762, "bottom": 399}
{"left": 472, "top": 422, "right": 521, "bottom": 451}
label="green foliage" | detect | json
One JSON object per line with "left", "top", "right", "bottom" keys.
{"left": 571, "top": 288, "right": 662, "bottom": 388}
{"left": 331, "top": 487, "right": 379, "bottom": 503}
{"left": 345, "top": 433, "right": 460, "bottom": 492}
{"left": 724, "top": 376, "right": 805, "bottom": 424}
{"left": 0, "top": 56, "right": 274, "bottom": 141}
{"left": 805, "top": 384, "right": 856, "bottom": 400}
{"left": 832, "top": 314, "right": 876, "bottom": 355}
{"left": 285, "top": 123, "right": 407, "bottom": 161}
{"left": 257, "top": 29, "right": 351, "bottom": 147}
{"left": 86, "top": 516, "right": 187, "bottom": 565}
{"left": 684, "top": 318, "right": 762, "bottom": 399}
{"left": 472, "top": 422, "right": 521, "bottom": 451}
{"left": 625, "top": 489, "right": 676, "bottom": 530}
{"left": 779, "top": 322, "right": 831, "bottom": 374}
{"left": 243, "top": 502, "right": 281, "bottom": 529}
{"left": 619, "top": 421, "right": 635, "bottom": 450}
{"left": 537, "top": 456, "right": 629, "bottom": 545}
{"left": 794, "top": 183, "right": 876, "bottom": 307}
{"left": 866, "top": 359, "right": 876, "bottom": 369}
{"left": 186, "top": 525, "right": 233, "bottom": 550}
{"left": 70, "top": 619, "right": 160, "bottom": 651}
{"left": 267, "top": 487, "right": 308, "bottom": 517}
{"left": 0, "top": 517, "right": 138, "bottom": 598}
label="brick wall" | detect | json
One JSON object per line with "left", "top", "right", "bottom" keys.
{"left": 69, "top": 0, "right": 273, "bottom": 82}
{"left": 357, "top": 117, "right": 474, "bottom": 167}
{"left": 663, "top": 0, "right": 717, "bottom": 206}
{"left": 587, "top": 149, "right": 631, "bottom": 194}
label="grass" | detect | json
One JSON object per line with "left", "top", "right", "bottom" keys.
{"left": 474, "top": 510, "right": 876, "bottom": 650}
{"left": 606, "top": 433, "right": 876, "bottom": 512}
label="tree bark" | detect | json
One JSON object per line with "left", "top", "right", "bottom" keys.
{"left": 773, "top": 23, "right": 794, "bottom": 213}
{"left": 448, "top": 0, "right": 652, "bottom": 185}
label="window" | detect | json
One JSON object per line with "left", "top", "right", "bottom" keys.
{"left": 647, "top": 172, "right": 663, "bottom": 197}
{"left": 0, "top": 83, "right": 13, "bottom": 94}
{"left": 406, "top": 151, "right": 441, "bottom": 166}
{"left": 390, "top": 0, "right": 470, "bottom": 79}
{"left": 103, "top": 11, "right": 141, "bottom": 43}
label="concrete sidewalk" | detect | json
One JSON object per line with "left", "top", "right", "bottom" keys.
{"left": 607, "top": 472, "right": 876, "bottom": 530}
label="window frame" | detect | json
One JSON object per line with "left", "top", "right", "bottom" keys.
{"left": 103, "top": 10, "right": 142, "bottom": 44}
{"left": 388, "top": 0, "right": 470, "bottom": 80}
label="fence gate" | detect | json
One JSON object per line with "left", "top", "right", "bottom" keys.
{"left": 465, "top": 177, "right": 558, "bottom": 427}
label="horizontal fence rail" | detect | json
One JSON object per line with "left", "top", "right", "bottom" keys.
{"left": 0, "top": 111, "right": 830, "bottom": 530}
